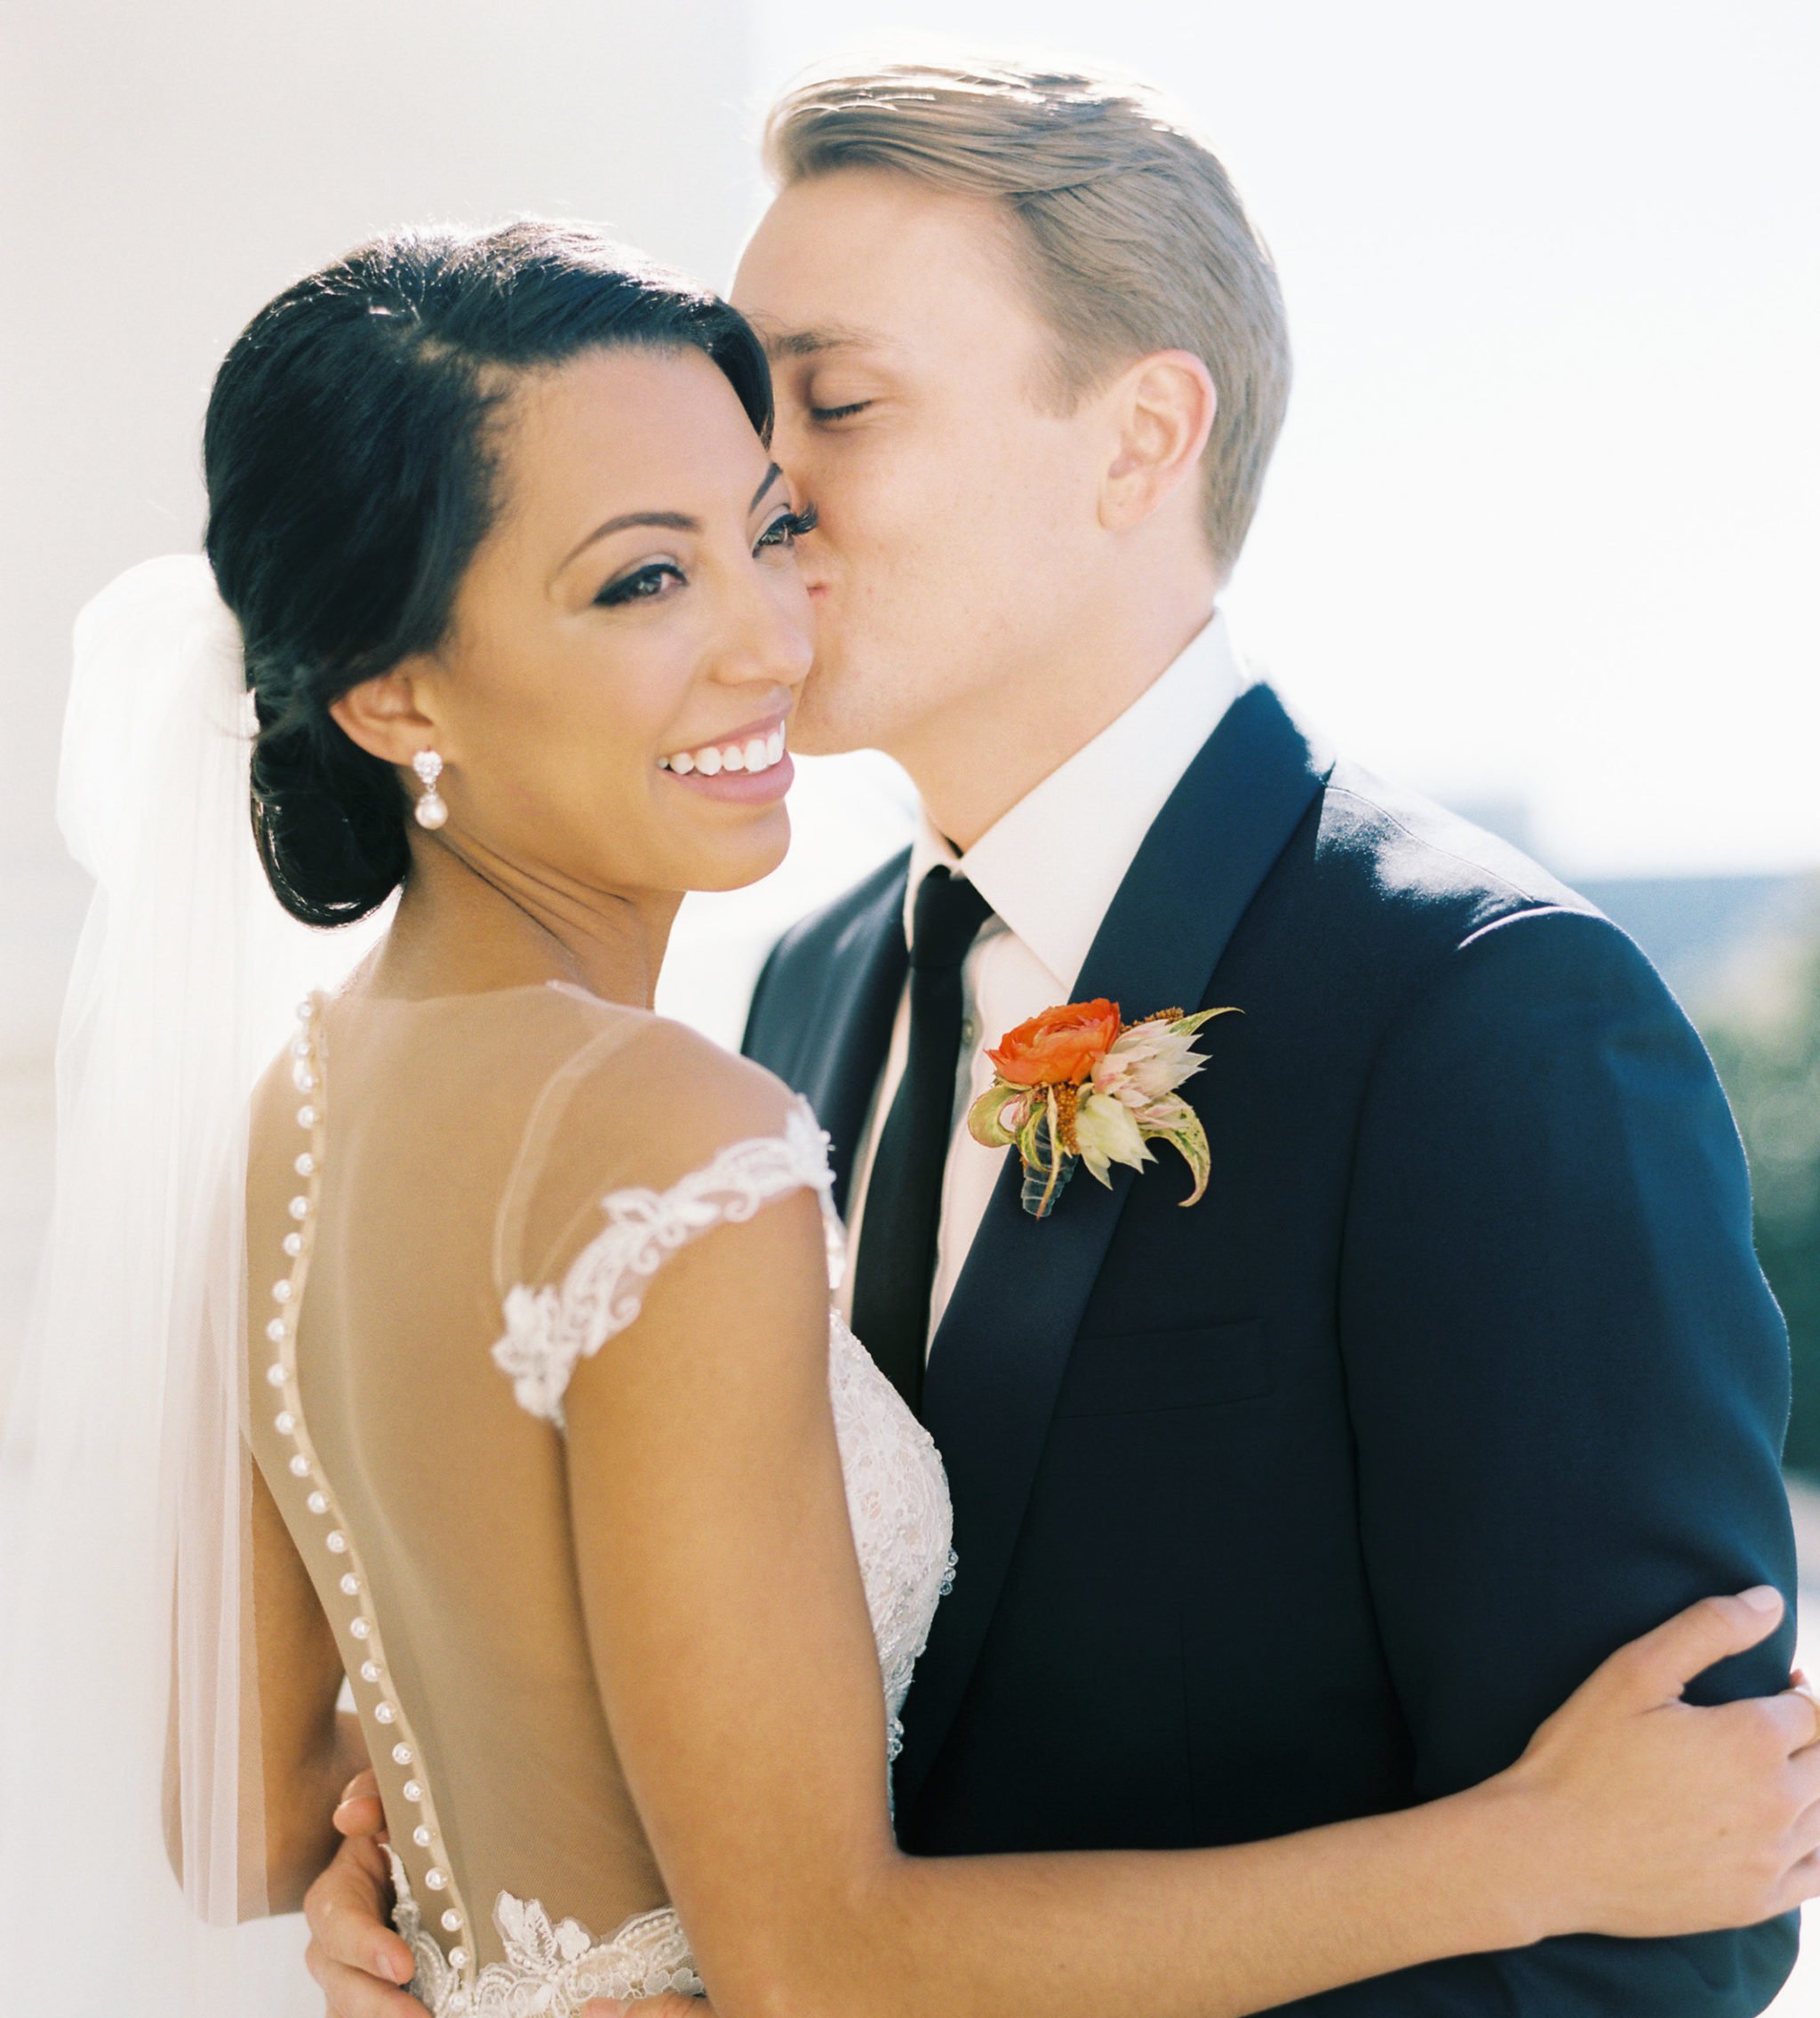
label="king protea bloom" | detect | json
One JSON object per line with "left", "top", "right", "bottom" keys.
{"left": 969, "top": 1002, "right": 1238, "bottom": 1215}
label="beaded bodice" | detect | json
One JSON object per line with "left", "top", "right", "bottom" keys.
{"left": 255, "top": 993, "right": 954, "bottom": 2014}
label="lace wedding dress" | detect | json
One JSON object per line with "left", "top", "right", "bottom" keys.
{"left": 247, "top": 983, "right": 955, "bottom": 2014}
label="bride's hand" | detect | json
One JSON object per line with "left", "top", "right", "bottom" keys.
{"left": 1497, "top": 1585, "right": 1820, "bottom": 1940}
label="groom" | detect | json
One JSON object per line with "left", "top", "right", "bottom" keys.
{"left": 311, "top": 62, "right": 1800, "bottom": 2013}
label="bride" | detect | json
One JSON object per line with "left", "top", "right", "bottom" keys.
{"left": 3, "top": 219, "right": 1816, "bottom": 2018}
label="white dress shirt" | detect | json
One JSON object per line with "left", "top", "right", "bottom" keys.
{"left": 839, "top": 610, "right": 1250, "bottom": 1344}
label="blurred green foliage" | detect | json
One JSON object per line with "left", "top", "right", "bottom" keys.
{"left": 1704, "top": 933, "right": 1820, "bottom": 1478}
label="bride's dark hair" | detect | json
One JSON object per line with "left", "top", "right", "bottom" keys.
{"left": 204, "top": 219, "right": 774, "bottom": 928}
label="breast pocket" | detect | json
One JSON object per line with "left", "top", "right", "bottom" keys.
{"left": 1053, "top": 1318, "right": 1272, "bottom": 1418}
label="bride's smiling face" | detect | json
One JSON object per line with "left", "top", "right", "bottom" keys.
{"left": 340, "top": 343, "right": 815, "bottom": 899}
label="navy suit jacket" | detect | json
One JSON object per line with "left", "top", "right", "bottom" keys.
{"left": 741, "top": 684, "right": 1800, "bottom": 2013}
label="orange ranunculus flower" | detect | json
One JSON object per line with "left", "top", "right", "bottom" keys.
{"left": 986, "top": 999, "right": 1123, "bottom": 1088}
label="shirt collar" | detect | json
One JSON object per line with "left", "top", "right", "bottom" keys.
{"left": 903, "top": 610, "right": 1249, "bottom": 990}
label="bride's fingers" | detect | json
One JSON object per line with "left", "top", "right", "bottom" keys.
{"left": 1776, "top": 1847, "right": 1820, "bottom": 1917}
{"left": 1792, "top": 1677, "right": 1820, "bottom": 1750}
{"left": 1754, "top": 1686, "right": 1820, "bottom": 1756}
{"left": 1787, "top": 1741, "right": 1820, "bottom": 1816}
{"left": 1590, "top": 1588, "right": 1785, "bottom": 1712}
{"left": 1787, "top": 1760, "right": 1820, "bottom": 1846}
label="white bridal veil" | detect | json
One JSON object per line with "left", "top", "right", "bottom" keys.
{"left": 0, "top": 558, "right": 357, "bottom": 2014}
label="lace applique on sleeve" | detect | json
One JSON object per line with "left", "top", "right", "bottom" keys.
{"left": 491, "top": 1098, "right": 842, "bottom": 1428}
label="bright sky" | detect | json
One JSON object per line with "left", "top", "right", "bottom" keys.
{"left": 742, "top": 0, "right": 1818, "bottom": 881}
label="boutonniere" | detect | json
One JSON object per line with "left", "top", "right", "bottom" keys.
{"left": 967, "top": 999, "right": 1239, "bottom": 1219}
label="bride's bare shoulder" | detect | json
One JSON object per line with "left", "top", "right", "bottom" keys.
{"left": 243, "top": 981, "right": 808, "bottom": 1232}
{"left": 539, "top": 999, "right": 806, "bottom": 1187}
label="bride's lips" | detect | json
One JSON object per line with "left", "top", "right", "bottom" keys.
{"left": 666, "top": 750, "right": 795, "bottom": 804}
{"left": 657, "top": 714, "right": 794, "bottom": 805}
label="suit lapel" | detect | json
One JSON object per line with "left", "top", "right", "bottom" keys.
{"left": 789, "top": 850, "right": 910, "bottom": 1220}
{"left": 896, "top": 683, "right": 1332, "bottom": 1817}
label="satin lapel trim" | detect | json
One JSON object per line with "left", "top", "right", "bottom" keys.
{"left": 801, "top": 852, "right": 910, "bottom": 1221}
{"left": 896, "top": 685, "right": 1330, "bottom": 1817}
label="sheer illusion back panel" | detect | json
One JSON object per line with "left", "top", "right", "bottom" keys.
{"left": 245, "top": 985, "right": 753, "bottom": 1966}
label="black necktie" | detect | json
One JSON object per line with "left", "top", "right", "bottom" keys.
{"left": 850, "top": 865, "right": 994, "bottom": 1416}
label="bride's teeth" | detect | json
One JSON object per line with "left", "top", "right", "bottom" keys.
{"left": 664, "top": 729, "right": 786, "bottom": 778}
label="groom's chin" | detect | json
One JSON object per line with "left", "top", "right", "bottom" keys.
{"left": 786, "top": 681, "right": 874, "bottom": 761}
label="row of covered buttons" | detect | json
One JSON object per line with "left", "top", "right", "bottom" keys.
{"left": 268, "top": 1001, "right": 473, "bottom": 1974}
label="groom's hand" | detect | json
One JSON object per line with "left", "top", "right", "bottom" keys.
{"left": 305, "top": 1772, "right": 717, "bottom": 2017}
{"left": 303, "top": 1769, "right": 419, "bottom": 2017}
{"left": 583, "top": 2002, "right": 714, "bottom": 2016}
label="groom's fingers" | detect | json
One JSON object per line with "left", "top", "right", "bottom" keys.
{"left": 1594, "top": 1587, "right": 1785, "bottom": 1710}
{"left": 305, "top": 1945, "right": 421, "bottom": 2018}
{"left": 583, "top": 2000, "right": 713, "bottom": 2018}
{"left": 339, "top": 1767, "right": 381, "bottom": 1805}
{"left": 331, "top": 1788, "right": 387, "bottom": 1839}
{"left": 333, "top": 1767, "right": 387, "bottom": 1841}
{"left": 303, "top": 1833, "right": 414, "bottom": 2003}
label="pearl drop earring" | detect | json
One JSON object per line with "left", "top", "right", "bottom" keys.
{"left": 412, "top": 749, "right": 448, "bottom": 830}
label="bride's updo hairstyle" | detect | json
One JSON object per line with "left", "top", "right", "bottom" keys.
{"left": 204, "top": 220, "right": 773, "bottom": 927}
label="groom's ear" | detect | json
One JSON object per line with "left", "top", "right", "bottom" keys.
{"left": 1097, "top": 349, "right": 1218, "bottom": 535}
{"left": 329, "top": 660, "right": 442, "bottom": 768}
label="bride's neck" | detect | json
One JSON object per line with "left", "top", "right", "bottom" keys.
{"left": 365, "top": 831, "right": 681, "bottom": 1009}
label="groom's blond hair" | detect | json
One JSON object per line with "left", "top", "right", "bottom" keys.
{"left": 763, "top": 60, "right": 1292, "bottom": 578}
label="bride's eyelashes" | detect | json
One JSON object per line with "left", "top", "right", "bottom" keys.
{"left": 756, "top": 503, "right": 819, "bottom": 551}
{"left": 594, "top": 507, "right": 818, "bottom": 609}
{"left": 809, "top": 401, "right": 871, "bottom": 425}
{"left": 595, "top": 559, "right": 685, "bottom": 609}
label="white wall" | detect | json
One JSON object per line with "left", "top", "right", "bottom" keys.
{"left": 755, "top": 0, "right": 1820, "bottom": 878}
{"left": 0, "top": 0, "right": 780, "bottom": 1413}
{"left": 0, "top": 0, "right": 765, "bottom": 1057}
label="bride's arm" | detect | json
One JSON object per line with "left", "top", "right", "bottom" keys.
{"left": 560, "top": 1072, "right": 1820, "bottom": 2018}
{"left": 164, "top": 1453, "right": 370, "bottom": 1915}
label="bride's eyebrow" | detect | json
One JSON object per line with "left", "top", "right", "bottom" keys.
{"left": 561, "top": 509, "right": 698, "bottom": 570}
{"left": 558, "top": 467, "right": 784, "bottom": 575}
